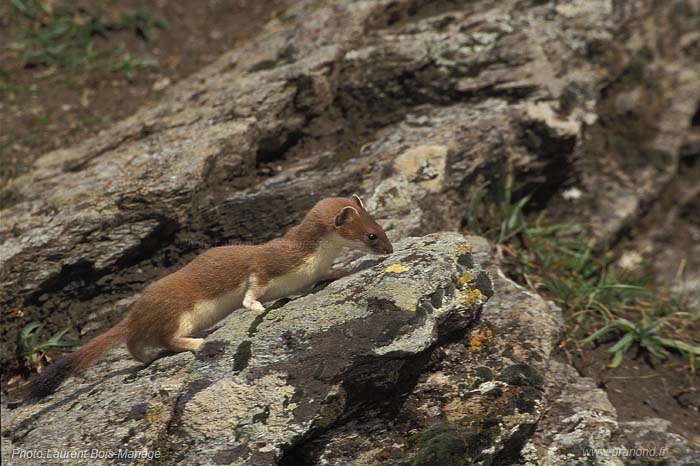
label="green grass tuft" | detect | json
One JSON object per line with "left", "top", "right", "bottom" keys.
{"left": 10, "top": 0, "right": 164, "bottom": 71}
{"left": 19, "top": 321, "right": 79, "bottom": 372}
{"left": 466, "top": 168, "right": 700, "bottom": 372}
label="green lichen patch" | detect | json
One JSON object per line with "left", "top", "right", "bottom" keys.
{"left": 333, "top": 143, "right": 366, "bottom": 162}
{"left": 411, "top": 424, "right": 471, "bottom": 466}
{"left": 430, "top": 288, "right": 444, "bottom": 308}
{"left": 474, "top": 272, "right": 494, "bottom": 297}
{"left": 248, "top": 307, "right": 274, "bottom": 337}
{"left": 455, "top": 244, "right": 474, "bottom": 268}
{"left": 249, "top": 59, "right": 279, "bottom": 72}
{"left": 232, "top": 340, "right": 252, "bottom": 373}
{"left": 407, "top": 422, "right": 494, "bottom": 466}
{"left": 252, "top": 405, "right": 271, "bottom": 424}
{"left": 473, "top": 366, "right": 494, "bottom": 383}
{"left": 510, "top": 386, "right": 542, "bottom": 414}
{"left": 496, "top": 364, "right": 544, "bottom": 389}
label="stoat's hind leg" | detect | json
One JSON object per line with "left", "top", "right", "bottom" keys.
{"left": 127, "top": 338, "right": 157, "bottom": 364}
{"left": 164, "top": 337, "right": 204, "bottom": 352}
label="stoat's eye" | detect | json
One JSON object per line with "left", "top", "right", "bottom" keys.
{"left": 367, "top": 233, "right": 377, "bottom": 241}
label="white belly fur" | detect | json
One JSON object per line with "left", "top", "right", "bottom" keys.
{"left": 177, "top": 237, "right": 342, "bottom": 336}
{"left": 178, "top": 286, "right": 245, "bottom": 336}
{"left": 264, "top": 238, "right": 341, "bottom": 301}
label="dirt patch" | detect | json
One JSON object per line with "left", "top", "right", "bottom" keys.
{"left": 583, "top": 134, "right": 700, "bottom": 446}
{"left": 0, "top": 0, "right": 291, "bottom": 185}
{"left": 574, "top": 346, "right": 700, "bottom": 443}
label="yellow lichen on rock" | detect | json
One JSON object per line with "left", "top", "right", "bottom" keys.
{"left": 460, "top": 287, "right": 484, "bottom": 306}
{"left": 457, "top": 244, "right": 472, "bottom": 255}
{"left": 385, "top": 263, "right": 409, "bottom": 274}
{"left": 144, "top": 403, "right": 165, "bottom": 424}
{"left": 469, "top": 328, "right": 493, "bottom": 351}
{"left": 459, "top": 271, "right": 475, "bottom": 286}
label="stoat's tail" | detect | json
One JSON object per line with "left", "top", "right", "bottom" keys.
{"left": 27, "top": 318, "right": 130, "bottom": 401}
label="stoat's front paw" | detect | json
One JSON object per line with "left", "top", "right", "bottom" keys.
{"left": 190, "top": 338, "right": 205, "bottom": 351}
{"left": 244, "top": 300, "right": 265, "bottom": 312}
{"left": 251, "top": 301, "right": 265, "bottom": 311}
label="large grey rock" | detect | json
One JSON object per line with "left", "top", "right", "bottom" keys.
{"left": 304, "top": 236, "right": 565, "bottom": 466}
{"left": 615, "top": 418, "right": 700, "bottom": 466}
{"left": 2, "top": 232, "right": 631, "bottom": 466}
{"left": 524, "top": 360, "right": 621, "bottom": 466}
{"left": 2, "top": 232, "right": 493, "bottom": 465}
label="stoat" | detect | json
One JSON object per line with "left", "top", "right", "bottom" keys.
{"left": 28, "top": 195, "right": 393, "bottom": 400}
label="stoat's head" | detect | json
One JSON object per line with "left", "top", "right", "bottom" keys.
{"left": 331, "top": 194, "right": 393, "bottom": 255}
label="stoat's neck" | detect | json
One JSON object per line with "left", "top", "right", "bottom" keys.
{"left": 282, "top": 217, "right": 332, "bottom": 252}
{"left": 283, "top": 219, "right": 345, "bottom": 275}
{"left": 309, "top": 235, "right": 344, "bottom": 273}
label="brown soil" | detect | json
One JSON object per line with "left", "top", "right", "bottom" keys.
{"left": 0, "top": 0, "right": 290, "bottom": 185}
{"left": 574, "top": 346, "right": 700, "bottom": 445}
{"left": 584, "top": 135, "right": 700, "bottom": 447}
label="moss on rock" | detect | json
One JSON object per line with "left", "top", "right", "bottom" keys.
{"left": 496, "top": 364, "right": 544, "bottom": 389}
{"left": 408, "top": 422, "right": 494, "bottom": 466}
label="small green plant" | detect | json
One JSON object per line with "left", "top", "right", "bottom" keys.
{"left": 105, "top": 53, "right": 159, "bottom": 80}
{"left": 118, "top": 11, "right": 167, "bottom": 42}
{"left": 10, "top": 0, "right": 47, "bottom": 19}
{"left": 583, "top": 318, "right": 700, "bottom": 369}
{"left": 466, "top": 168, "right": 700, "bottom": 371}
{"left": 276, "top": 10, "right": 297, "bottom": 24}
{"left": 19, "top": 322, "right": 78, "bottom": 372}
{"left": 466, "top": 168, "right": 532, "bottom": 244}
{"left": 0, "top": 70, "right": 19, "bottom": 99}
{"left": 494, "top": 171, "right": 531, "bottom": 243}
{"left": 10, "top": 0, "right": 164, "bottom": 70}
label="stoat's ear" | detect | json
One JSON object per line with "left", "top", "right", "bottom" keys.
{"left": 334, "top": 206, "right": 358, "bottom": 228}
{"left": 351, "top": 194, "right": 365, "bottom": 210}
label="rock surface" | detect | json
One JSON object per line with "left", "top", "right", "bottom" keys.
{"left": 3, "top": 233, "right": 494, "bottom": 465}
{"left": 5, "top": 233, "right": 693, "bottom": 465}
{"left": 2, "top": 0, "right": 699, "bottom": 464}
